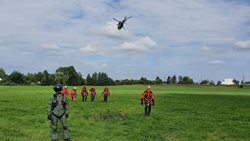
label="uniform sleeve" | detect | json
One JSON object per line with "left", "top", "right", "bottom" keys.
{"left": 152, "top": 93, "right": 155, "bottom": 101}
{"left": 140, "top": 93, "right": 144, "bottom": 100}
{"left": 48, "top": 97, "right": 52, "bottom": 115}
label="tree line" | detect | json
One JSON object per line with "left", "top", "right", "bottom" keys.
{"left": 0, "top": 66, "right": 245, "bottom": 86}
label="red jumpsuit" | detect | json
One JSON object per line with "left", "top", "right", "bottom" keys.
{"left": 63, "top": 88, "right": 69, "bottom": 99}
{"left": 90, "top": 86, "right": 96, "bottom": 102}
{"left": 102, "top": 86, "right": 110, "bottom": 102}
{"left": 140, "top": 87, "right": 155, "bottom": 116}
{"left": 71, "top": 89, "right": 77, "bottom": 102}
{"left": 81, "top": 86, "right": 88, "bottom": 101}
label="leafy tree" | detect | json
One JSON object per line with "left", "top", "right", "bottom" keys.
{"left": 182, "top": 76, "right": 194, "bottom": 84}
{"left": 155, "top": 76, "right": 163, "bottom": 84}
{"left": 217, "top": 80, "right": 222, "bottom": 85}
{"left": 86, "top": 74, "right": 94, "bottom": 85}
{"left": 171, "top": 75, "right": 177, "bottom": 84}
{"left": 6, "top": 71, "right": 25, "bottom": 84}
{"left": 86, "top": 72, "right": 114, "bottom": 86}
{"left": 55, "top": 71, "right": 68, "bottom": 85}
{"left": 0, "top": 68, "right": 7, "bottom": 80}
{"left": 166, "top": 76, "right": 171, "bottom": 84}
{"left": 41, "top": 70, "right": 50, "bottom": 86}
{"left": 178, "top": 76, "right": 183, "bottom": 84}
{"left": 25, "top": 73, "right": 35, "bottom": 85}
{"left": 55, "top": 66, "right": 83, "bottom": 86}
{"left": 233, "top": 79, "right": 239, "bottom": 85}
{"left": 200, "top": 80, "right": 209, "bottom": 85}
{"left": 120, "top": 79, "right": 132, "bottom": 85}
{"left": 140, "top": 77, "right": 148, "bottom": 84}
{"left": 115, "top": 80, "right": 120, "bottom": 85}
{"left": 209, "top": 80, "right": 215, "bottom": 85}
{"left": 92, "top": 72, "right": 98, "bottom": 85}
{"left": 34, "top": 72, "right": 44, "bottom": 84}
{"left": 97, "top": 72, "right": 109, "bottom": 85}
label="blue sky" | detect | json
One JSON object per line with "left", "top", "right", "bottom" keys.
{"left": 0, "top": 0, "right": 250, "bottom": 82}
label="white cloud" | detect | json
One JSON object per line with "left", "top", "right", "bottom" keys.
{"left": 117, "top": 36, "right": 157, "bottom": 53}
{"left": 41, "top": 44, "right": 62, "bottom": 55}
{"left": 200, "top": 46, "right": 212, "bottom": 52}
{"left": 41, "top": 44, "right": 60, "bottom": 51}
{"left": 0, "top": 0, "right": 250, "bottom": 81}
{"left": 92, "top": 62, "right": 109, "bottom": 69}
{"left": 92, "top": 21, "right": 132, "bottom": 39}
{"left": 209, "top": 60, "right": 225, "bottom": 65}
{"left": 234, "top": 40, "right": 250, "bottom": 50}
{"left": 79, "top": 44, "right": 103, "bottom": 55}
{"left": 101, "top": 63, "right": 108, "bottom": 68}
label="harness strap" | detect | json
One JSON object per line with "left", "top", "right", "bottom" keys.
{"left": 52, "top": 111, "right": 65, "bottom": 119}
{"left": 51, "top": 94, "right": 66, "bottom": 112}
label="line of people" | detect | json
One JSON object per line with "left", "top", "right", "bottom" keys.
{"left": 48, "top": 84, "right": 155, "bottom": 141}
{"left": 62, "top": 85, "right": 111, "bottom": 102}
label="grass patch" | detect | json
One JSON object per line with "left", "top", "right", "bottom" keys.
{"left": 94, "top": 109, "right": 128, "bottom": 121}
{"left": 0, "top": 85, "right": 250, "bottom": 140}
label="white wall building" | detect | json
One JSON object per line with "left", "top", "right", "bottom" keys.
{"left": 221, "top": 79, "right": 234, "bottom": 85}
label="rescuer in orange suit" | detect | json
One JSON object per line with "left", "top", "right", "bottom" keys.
{"left": 140, "top": 86, "right": 155, "bottom": 116}
{"left": 71, "top": 87, "right": 77, "bottom": 102}
{"left": 89, "top": 86, "right": 96, "bottom": 102}
{"left": 63, "top": 86, "right": 69, "bottom": 99}
{"left": 102, "top": 86, "right": 110, "bottom": 102}
{"left": 81, "top": 85, "right": 88, "bottom": 102}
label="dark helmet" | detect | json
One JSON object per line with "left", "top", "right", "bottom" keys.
{"left": 53, "top": 84, "right": 62, "bottom": 92}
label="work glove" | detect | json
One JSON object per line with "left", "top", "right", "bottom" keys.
{"left": 47, "top": 114, "right": 51, "bottom": 120}
{"left": 141, "top": 100, "right": 143, "bottom": 105}
{"left": 66, "top": 114, "right": 69, "bottom": 118}
{"left": 152, "top": 102, "right": 155, "bottom": 106}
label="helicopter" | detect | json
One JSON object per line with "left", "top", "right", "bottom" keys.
{"left": 113, "top": 16, "right": 132, "bottom": 30}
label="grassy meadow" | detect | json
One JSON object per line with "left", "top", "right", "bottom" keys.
{"left": 0, "top": 85, "right": 250, "bottom": 141}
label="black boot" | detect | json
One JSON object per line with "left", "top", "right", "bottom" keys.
{"left": 148, "top": 104, "right": 151, "bottom": 116}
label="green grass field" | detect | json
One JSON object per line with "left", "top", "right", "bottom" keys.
{"left": 0, "top": 85, "right": 250, "bottom": 141}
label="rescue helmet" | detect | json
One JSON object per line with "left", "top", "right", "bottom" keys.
{"left": 74, "top": 87, "right": 77, "bottom": 89}
{"left": 64, "top": 85, "right": 67, "bottom": 88}
{"left": 54, "top": 84, "right": 62, "bottom": 92}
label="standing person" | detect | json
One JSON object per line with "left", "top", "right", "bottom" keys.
{"left": 48, "top": 84, "right": 70, "bottom": 141}
{"left": 81, "top": 85, "right": 88, "bottom": 102}
{"left": 89, "top": 86, "right": 96, "bottom": 102}
{"left": 71, "top": 87, "right": 77, "bottom": 102}
{"left": 140, "top": 86, "right": 155, "bottom": 116}
{"left": 63, "top": 86, "right": 69, "bottom": 99}
{"left": 102, "top": 86, "right": 110, "bottom": 102}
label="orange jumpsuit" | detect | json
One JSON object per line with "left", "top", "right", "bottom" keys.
{"left": 81, "top": 86, "right": 88, "bottom": 101}
{"left": 90, "top": 87, "right": 96, "bottom": 95}
{"left": 90, "top": 86, "right": 96, "bottom": 101}
{"left": 102, "top": 86, "right": 110, "bottom": 102}
{"left": 71, "top": 89, "right": 77, "bottom": 102}
{"left": 140, "top": 88, "right": 155, "bottom": 116}
{"left": 63, "top": 88, "right": 69, "bottom": 99}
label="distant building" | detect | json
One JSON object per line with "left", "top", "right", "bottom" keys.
{"left": 221, "top": 79, "right": 234, "bottom": 85}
